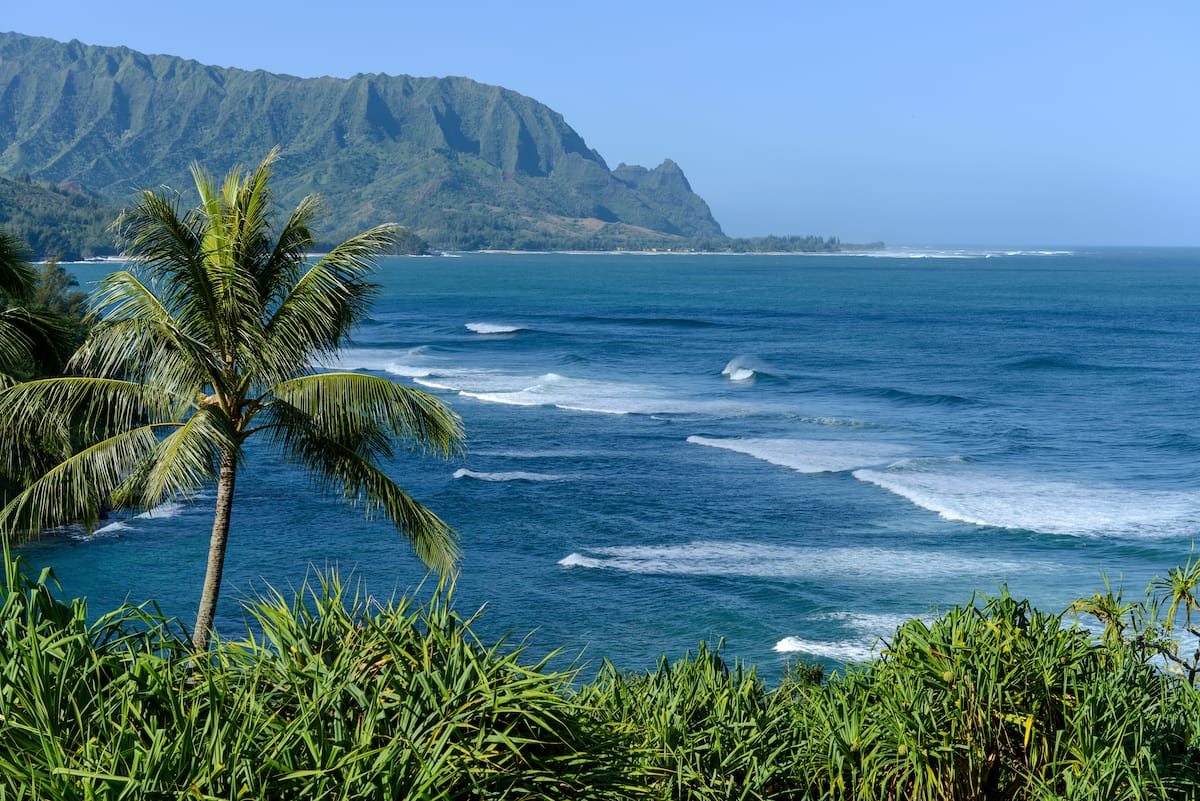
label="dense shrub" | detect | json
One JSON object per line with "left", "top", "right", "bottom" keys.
{"left": 0, "top": 555, "right": 1197, "bottom": 799}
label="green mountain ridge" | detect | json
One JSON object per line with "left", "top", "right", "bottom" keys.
{"left": 0, "top": 32, "right": 724, "bottom": 250}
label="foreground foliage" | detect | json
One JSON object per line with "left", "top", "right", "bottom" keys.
{"left": 0, "top": 557, "right": 1197, "bottom": 800}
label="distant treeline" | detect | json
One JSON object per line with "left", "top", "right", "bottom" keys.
{"left": 716, "top": 234, "right": 885, "bottom": 253}
{"left": 0, "top": 176, "right": 878, "bottom": 258}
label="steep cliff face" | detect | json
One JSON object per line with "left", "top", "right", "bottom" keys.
{"left": 0, "top": 32, "right": 724, "bottom": 248}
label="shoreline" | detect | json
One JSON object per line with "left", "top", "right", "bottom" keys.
{"left": 469, "top": 248, "right": 883, "bottom": 257}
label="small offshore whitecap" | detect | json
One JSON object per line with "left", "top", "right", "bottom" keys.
{"left": 466, "top": 322, "right": 527, "bottom": 335}
{"left": 453, "top": 468, "right": 567, "bottom": 482}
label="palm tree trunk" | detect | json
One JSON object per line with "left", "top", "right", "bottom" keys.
{"left": 192, "top": 446, "right": 237, "bottom": 650}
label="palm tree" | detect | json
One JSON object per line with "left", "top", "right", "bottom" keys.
{"left": 0, "top": 151, "right": 464, "bottom": 649}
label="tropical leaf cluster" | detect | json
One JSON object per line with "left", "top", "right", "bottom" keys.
{"left": 0, "top": 556, "right": 1198, "bottom": 800}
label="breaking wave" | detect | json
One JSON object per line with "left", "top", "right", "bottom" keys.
{"left": 854, "top": 458, "right": 1200, "bottom": 538}
{"left": 453, "top": 469, "right": 566, "bottom": 482}
{"left": 687, "top": 436, "right": 908, "bottom": 473}
{"left": 466, "top": 322, "right": 527, "bottom": 334}
{"left": 557, "top": 541, "right": 1031, "bottom": 580}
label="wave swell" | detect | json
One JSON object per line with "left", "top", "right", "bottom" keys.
{"left": 854, "top": 459, "right": 1200, "bottom": 538}
{"left": 453, "top": 468, "right": 566, "bottom": 482}
{"left": 557, "top": 541, "right": 1029, "bottom": 580}
{"left": 688, "top": 436, "right": 908, "bottom": 474}
{"left": 466, "top": 322, "right": 526, "bottom": 334}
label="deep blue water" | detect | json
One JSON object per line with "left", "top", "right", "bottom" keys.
{"left": 21, "top": 247, "right": 1200, "bottom": 675}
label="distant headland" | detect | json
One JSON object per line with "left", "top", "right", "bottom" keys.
{"left": 0, "top": 32, "right": 877, "bottom": 259}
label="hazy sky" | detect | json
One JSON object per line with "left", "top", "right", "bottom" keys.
{"left": 6, "top": 2, "right": 1198, "bottom": 245}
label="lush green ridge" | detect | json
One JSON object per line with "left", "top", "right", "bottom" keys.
{"left": 0, "top": 176, "right": 119, "bottom": 260}
{"left": 0, "top": 32, "right": 726, "bottom": 251}
{"left": 1, "top": 556, "right": 1197, "bottom": 799}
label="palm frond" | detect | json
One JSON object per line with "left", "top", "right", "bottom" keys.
{"left": 257, "top": 193, "right": 320, "bottom": 309}
{"left": 114, "top": 406, "right": 237, "bottom": 509}
{"left": 80, "top": 271, "right": 225, "bottom": 389}
{"left": 0, "top": 308, "right": 74, "bottom": 374}
{"left": 259, "top": 224, "right": 396, "bottom": 363}
{"left": 0, "top": 232, "right": 35, "bottom": 302}
{"left": 270, "top": 372, "right": 464, "bottom": 457}
{"left": 267, "top": 417, "right": 459, "bottom": 575}
{"left": 114, "top": 190, "right": 215, "bottom": 320}
{"left": 0, "top": 308, "right": 37, "bottom": 371}
{"left": 0, "top": 376, "right": 183, "bottom": 470}
{"left": 0, "top": 424, "right": 172, "bottom": 540}
{"left": 69, "top": 318, "right": 214, "bottom": 399}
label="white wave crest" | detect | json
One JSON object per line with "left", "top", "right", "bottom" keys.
{"left": 136, "top": 501, "right": 185, "bottom": 520}
{"left": 773, "top": 637, "right": 878, "bottom": 663}
{"left": 327, "top": 347, "right": 436, "bottom": 378}
{"left": 687, "top": 436, "right": 908, "bottom": 473}
{"left": 854, "top": 460, "right": 1200, "bottom": 538}
{"left": 858, "top": 247, "right": 1075, "bottom": 260}
{"left": 426, "top": 371, "right": 743, "bottom": 416}
{"left": 558, "top": 553, "right": 606, "bottom": 569}
{"left": 327, "top": 354, "right": 776, "bottom": 418}
{"left": 466, "top": 322, "right": 525, "bottom": 334}
{"left": 774, "top": 610, "right": 935, "bottom": 663}
{"left": 722, "top": 356, "right": 760, "bottom": 383}
{"left": 453, "top": 468, "right": 565, "bottom": 482}
{"left": 557, "top": 540, "right": 1030, "bottom": 580}
{"left": 726, "top": 367, "right": 756, "bottom": 382}
{"left": 93, "top": 521, "right": 131, "bottom": 535}
{"left": 811, "top": 610, "right": 921, "bottom": 636}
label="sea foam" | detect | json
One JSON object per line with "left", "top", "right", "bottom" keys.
{"left": 466, "top": 322, "right": 526, "bottom": 334}
{"left": 327, "top": 346, "right": 436, "bottom": 378}
{"left": 772, "top": 637, "right": 878, "bottom": 663}
{"left": 136, "top": 501, "right": 185, "bottom": 520}
{"left": 854, "top": 459, "right": 1200, "bottom": 538}
{"left": 687, "top": 436, "right": 908, "bottom": 473}
{"left": 557, "top": 541, "right": 1032, "bottom": 580}
{"left": 453, "top": 468, "right": 566, "bottom": 482}
{"left": 435, "top": 371, "right": 745, "bottom": 417}
{"left": 773, "top": 611, "right": 931, "bottom": 663}
{"left": 92, "top": 521, "right": 131, "bottom": 535}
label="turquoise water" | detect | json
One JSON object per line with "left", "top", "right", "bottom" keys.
{"left": 21, "top": 248, "right": 1200, "bottom": 675}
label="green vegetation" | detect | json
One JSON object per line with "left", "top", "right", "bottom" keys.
{"left": 0, "top": 233, "right": 76, "bottom": 384}
{"left": 0, "top": 554, "right": 1197, "bottom": 799}
{"left": 0, "top": 175, "right": 119, "bottom": 261}
{"left": 721, "top": 235, "right": 886, "bottom": 254}
{"left": 0, "top": 31, "right": 883, "bottom": 254}
{"left": 0, "top": 153, "right": 463, "bottom": 650}
{"left": 0, "top": 236, "right": 90, "bottom": 511}
{"left": 0, "top": 32, "right": 725, "bottom": 252}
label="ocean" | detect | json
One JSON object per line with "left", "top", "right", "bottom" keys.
{"left": 20, "top": 248, "right": 1200, "bottom": 675}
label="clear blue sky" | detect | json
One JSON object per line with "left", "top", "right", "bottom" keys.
{"left": 6, "top": 2, "right": 1199, "bottom": 245}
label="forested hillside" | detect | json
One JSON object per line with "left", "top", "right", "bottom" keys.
{"left": 0, "top": 32, "right": 724, "bottom": 250}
